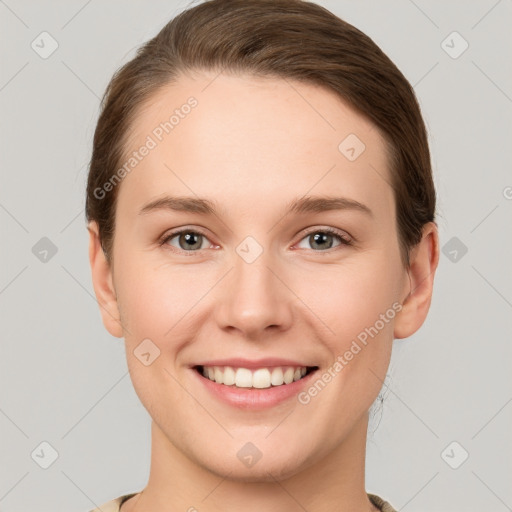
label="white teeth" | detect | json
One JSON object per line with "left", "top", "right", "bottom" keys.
{"left": 283, "top": 367, "right": 294, "bottom": 384}
{"left": 223, "top": 366, "right": 236, "bottom": 386}
{"left": 252, "top": 368, "right": 271, "bottom": 389}
{"left": 270, "top": 367, "right": 284, "bottom": 386}
{"left": 235, "top": 368, "right": 253, "bottom": 388}
{"left": 214, "top": 367, "right": 223, "bottom": 384}
{"left": 200, "top": 365, "right": 311, "bottom": 388}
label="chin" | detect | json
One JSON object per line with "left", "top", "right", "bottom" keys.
{"left": 194, "top": 445, "right": 314, "bottom": 483}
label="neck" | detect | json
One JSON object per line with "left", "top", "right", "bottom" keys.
{"left": 126, "top": 412, "right": 377, "bottom": 512}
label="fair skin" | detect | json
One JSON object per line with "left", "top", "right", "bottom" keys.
{"left": 88, "top": 71, "right": 439, "bottom": 512}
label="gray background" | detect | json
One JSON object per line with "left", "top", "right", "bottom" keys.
{"left": 1, "top": 0, "right": 511, "bottom": 511}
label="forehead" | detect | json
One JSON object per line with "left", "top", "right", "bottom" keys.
{"left": 117, "top": 71, "right": 395, "bottom": 223}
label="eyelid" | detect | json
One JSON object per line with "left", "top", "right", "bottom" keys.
{"left": 296, "top": 226, "right": 353, "bottom": 245}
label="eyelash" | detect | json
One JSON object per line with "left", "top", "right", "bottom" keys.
{"left": 158, "top": 227, "right": 354, "bottom": 254}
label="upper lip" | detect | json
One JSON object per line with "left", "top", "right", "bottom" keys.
{"left": 192, "top": 358, "right": 317, "bottom": 369}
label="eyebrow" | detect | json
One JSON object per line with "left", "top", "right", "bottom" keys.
{"left": 139, "top": 195, "right": 373, "bottom": 218}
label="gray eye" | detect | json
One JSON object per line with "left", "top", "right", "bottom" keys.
{"left": 165, "top": 231, "right": 209, "bottom": 251}
{"left": 296, "top": 231, "right": 344, "bottom": 251}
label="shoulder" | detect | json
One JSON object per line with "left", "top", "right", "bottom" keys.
{"left": 367, "top": 492, "right": 398, "bottom": 512}
{"left": 88, "top": 493, "right": 138, "bottom": 512}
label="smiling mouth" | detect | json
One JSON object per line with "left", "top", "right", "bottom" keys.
{"left": 194, "top": 365, "right": 319, "bottom": 389}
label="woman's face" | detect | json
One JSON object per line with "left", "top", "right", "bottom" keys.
{"left": 96, "top": 71, "right": 414, "bottom": 480}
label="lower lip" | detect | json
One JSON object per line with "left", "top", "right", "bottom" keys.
{"left": 192, "top": 368, "right": 318, "bottom": 410}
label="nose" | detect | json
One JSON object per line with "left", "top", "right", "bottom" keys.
{"left": 214, "top": 249, "right": 294, "bottom": 340}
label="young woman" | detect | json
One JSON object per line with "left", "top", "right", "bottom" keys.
{"left": 86, "top": 1, "right": 439, "bottom": 510}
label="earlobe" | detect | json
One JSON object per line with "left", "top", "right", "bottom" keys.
{"left": 87, "top": 221, "right": 124, "bottom": 338}
{"left": 394, "top": 222, "right": 440, "bottom": 340}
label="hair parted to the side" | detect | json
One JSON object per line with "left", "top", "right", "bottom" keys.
{"left": 86, "top": 0, "right": 436, "bottom": 268}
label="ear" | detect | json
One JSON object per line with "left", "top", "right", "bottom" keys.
{"left": 394, "top": 222, "right": 440, "bottom": 339}
{"left": 87, "top": 221, "right": 124, "bottom": 338}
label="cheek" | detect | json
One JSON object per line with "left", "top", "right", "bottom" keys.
{"left": 298, "top": 257, "right": 402, "bottom": 412}
{"left": 295, "top": 260, "right": 400, "bottom": 417}
{"left": 114, "top": 257, "right": 192, "bottom": 339}
{"left": 304, "top": 255, "right": 401, "bottom": 342}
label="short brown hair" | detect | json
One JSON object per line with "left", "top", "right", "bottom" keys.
{"left": 86, "top": 0, "right": 436, "bottom": 268}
